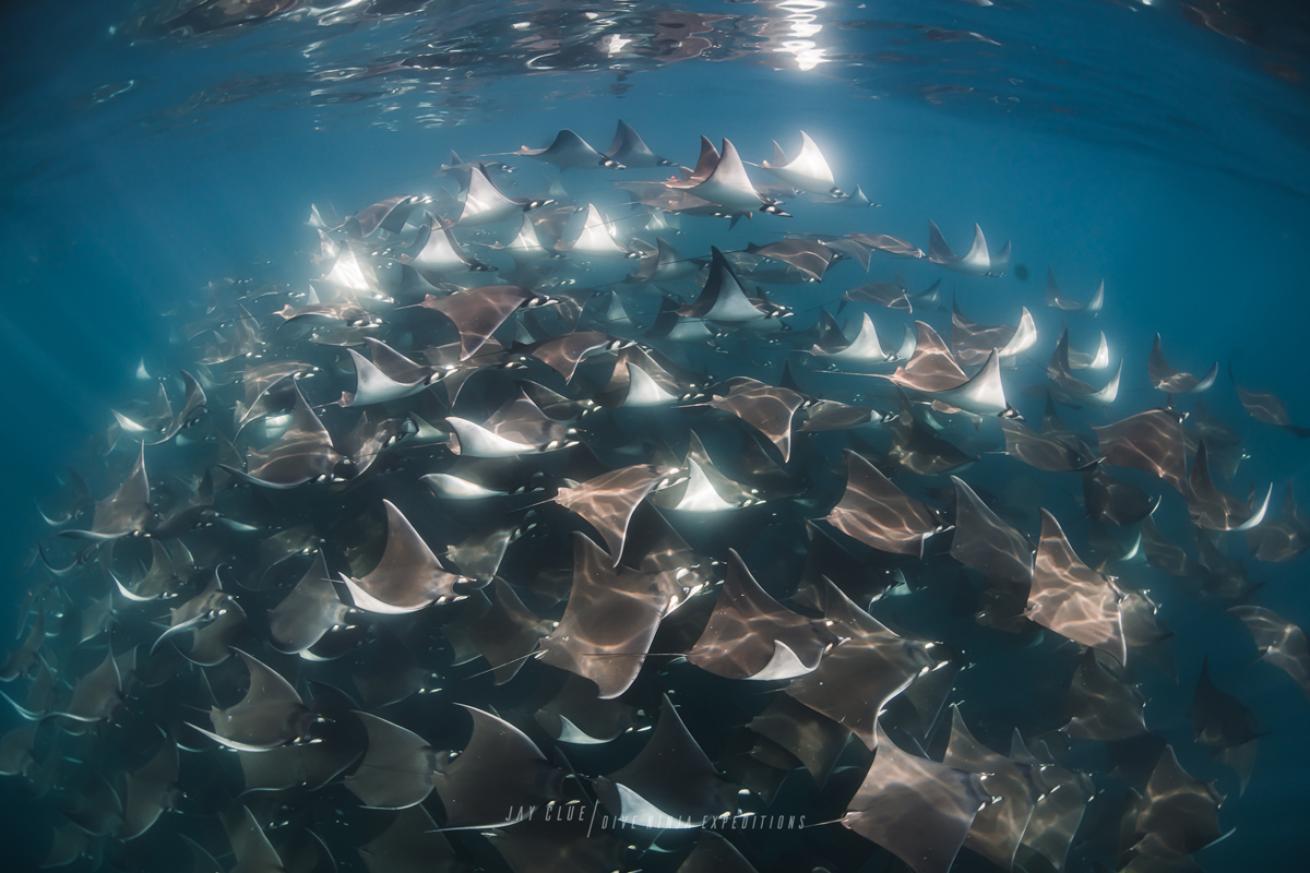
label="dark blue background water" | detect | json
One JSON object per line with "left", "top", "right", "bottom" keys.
{"left": 2, "top": 1, "right": 1309, "bottom": 869}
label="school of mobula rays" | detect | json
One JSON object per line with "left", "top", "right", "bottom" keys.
{"left": 4, "top": 121, "right": 1308, "bottom": 873}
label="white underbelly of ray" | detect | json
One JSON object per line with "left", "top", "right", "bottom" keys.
{"left": 446, "top": 418, "right": 540, "bottom": 457}
{"left": 341, "top": 574, "right": 429, "bottom": 615}
{"left": 693, "top": 175, "right": 759, "bottom": 211}
{"left": 669, "top": 458, "right": 736, "bottom": 512}
{"left": 1088, "top": 360, "right": 1123, "bottom": 404}
{"left": 829, "top": 315, "right": 887, "bottom": 361}
{"left": 610, "top": 783, "right": 704, "bottom": 829}
{"left": 704, "top": 285, "right": 765, "bottom": 323}
{"left": 748, "top": 640, "right": 819, "bottom": 681}
{"left": 1090, "top": 332, "right": 1110, "bottom": 369}
{"left": 422, "top": 473, "right": 504, "bottom": 500}
{"left": 569, "top": 205, "right": 626, "bottom": 254}
{"left": 459, "top": 175, "right": 518, "bottom": 225}
{"left": 768, "top": 133, "right": 836, "bottom": 192}
{"left": 349, "top": 352, "right": 426, "bottom": 406}
{"left": 667, "top": 320, "right": 715, "bottom": 342}
{"left": 957, "top": 226, "right": 992, "bottom": 273}
{"left": 554, "top": 715, "right": 613, "bottom": 745}
{"left": 936, "top": 351, "right": 1007, "bottom": 415}
{"left": 998, "top": 308, "right": 1038, "bottom": 359}
{"left": 623, "top": 363, "right": 678, "bottom": 407}
{"left": 411, "top": 233, "right": 464, "bottom": 270}
{"left": 1233, "top": 484, "right": 1274, "bottom": 532}
{"left": 324, "top": 248, "right": 371, "bottom": 290}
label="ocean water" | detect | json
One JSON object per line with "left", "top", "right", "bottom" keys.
{"left": 1, "top": 1, "right": 1309, "bottom": 871}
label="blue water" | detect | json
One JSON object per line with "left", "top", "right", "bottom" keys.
{"left": 2, "top": 1, "right": 1309, "bottom": 870}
